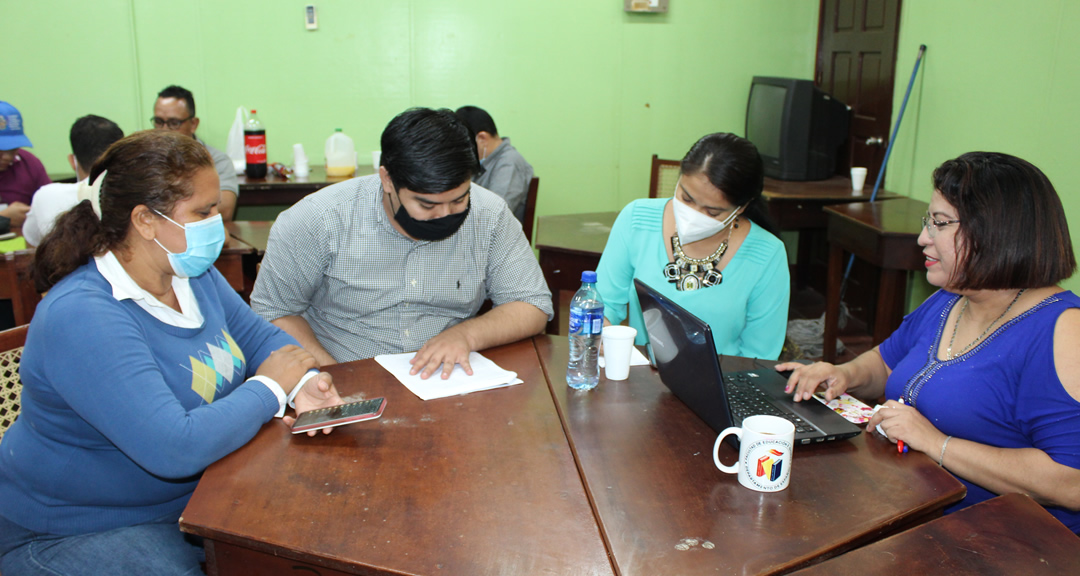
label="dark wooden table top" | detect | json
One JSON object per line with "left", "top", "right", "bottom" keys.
{"left": 534, "top": 334, "right": 966, "bottom": 575}
{"left": 180, "top": 338, "right": 613, "bottom": 576}
{"left": 789, "top": 493, "right": 1080, "bottom": 575}
{"left": 762, "top": 175, "right": 900, "bottom": 202}
{"left": 824, "top": 197, "right": 929, "bottom": 238}
{"left": 534, "top": 211, "right": 617, "bottom": 256}
{"left": 225, "top": 220, "right": 272, "bottom": 255}
{"left": 237, "top": 164, "right": 376, "bottom": 206}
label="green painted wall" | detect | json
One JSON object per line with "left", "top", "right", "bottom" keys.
{"left": 3, "top": 0, "right": 816, "bottom": 219}
{"left": 886, "top": 0, "right": 1080, "bottom": 301}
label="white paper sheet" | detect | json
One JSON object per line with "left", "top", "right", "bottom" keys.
{"left": 598, "top": 346, "right": 651, "bottom": 368}
{"left": 374, "top": 351, "right": 522, "bottom": 401}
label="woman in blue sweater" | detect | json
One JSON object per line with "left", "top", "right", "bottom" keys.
{"left": 0, "top": 130, "right": 344, "bottom": 574}
{"left": 782, "top": 152, "right": 1080, "bottom": 532}
{"left": 596, "top": 133, "right": 789, "bottom": 359}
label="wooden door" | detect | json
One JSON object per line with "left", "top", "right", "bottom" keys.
{"left": 816, "top": 0, "right": 902, "bottom": 184}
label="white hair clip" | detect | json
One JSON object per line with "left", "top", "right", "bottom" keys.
{"left": 76, "top": 169, "right": 107, "bottom": 218}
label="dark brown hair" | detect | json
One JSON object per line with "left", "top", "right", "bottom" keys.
{"left": 933, "top": 151, "right": 1075, "bottom": 290}
{"left": 680, "top": 132, "right": 777, "bottom": 236}
{"left": 33, "top": 130, "right": 214, "bottom": 292}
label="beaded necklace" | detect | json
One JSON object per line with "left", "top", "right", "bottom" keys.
{"left": 945, "top": 289, "right": 1025, "bottom": 360}
{"left": 663, "top": 221, "right": 735, "bottom": 291}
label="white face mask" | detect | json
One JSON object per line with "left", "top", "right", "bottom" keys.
{"left": 671, "top": 178, "right": 741, "bottom": 244}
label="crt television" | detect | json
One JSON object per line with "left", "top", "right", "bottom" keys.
{"left": 745, "top": 76, "right": 851, "bottom": 181}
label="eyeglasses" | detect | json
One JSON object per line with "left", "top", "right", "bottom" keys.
{"left": 921, "top": 215, "right": 961, "bottom": 238}
{"left": 150, "top": 116, "right": 194, "bottom": 130}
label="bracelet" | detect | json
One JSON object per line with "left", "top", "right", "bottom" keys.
{"left": 938, "top": 435, "right": 952, "bottom": 467}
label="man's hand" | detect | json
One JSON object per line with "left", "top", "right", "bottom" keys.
{"left": 1, "top": 202, "right": 31, "bottom": 228}
{"left": 409, "top": 327, "right": 475, "bottom": 380}
{"left": 283, "top": 372, "right": 345, "bottom": 436}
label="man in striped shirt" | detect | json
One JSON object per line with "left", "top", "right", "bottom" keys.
{"left": 252, "top": 108, "right": 552, "bottom": 379}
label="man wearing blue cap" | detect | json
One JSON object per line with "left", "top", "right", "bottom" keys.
{"left": 0, "top": 101, "right": 50, "bottom": 229}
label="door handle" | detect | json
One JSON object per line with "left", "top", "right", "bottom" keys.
{"left": 865, "top": 136, "right": 885, "bottom": 147}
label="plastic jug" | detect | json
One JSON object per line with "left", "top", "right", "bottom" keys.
{"left": 325, "top": 129, "right": 357, "bottom": 177}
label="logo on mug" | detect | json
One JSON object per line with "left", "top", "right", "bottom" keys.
{"left": 742, "top": 440, "right": 790, "bottom": 490}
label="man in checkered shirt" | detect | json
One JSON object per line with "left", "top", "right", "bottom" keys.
{"left": 251, "top": 108, "right": 552, "bottom": 379}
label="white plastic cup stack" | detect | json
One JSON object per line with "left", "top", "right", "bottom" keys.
{"left": 371, "top": 150, "right": 382, "bottom": 170}
{"left": 601, "top": 325, "right": 638, "bottom": 381}
{"left": 293, "top": 143, "right": 310, "bottom": 178}
{"left": 850, "top": 167, "right": 868, "bottom": 193}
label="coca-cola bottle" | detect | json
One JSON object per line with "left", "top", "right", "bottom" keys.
{"left": 244, "top": 109, "right": 267, "bottom": 179}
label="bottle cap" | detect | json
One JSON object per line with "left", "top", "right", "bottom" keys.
{"left": 251, "top": 109, "right": 257, "bottom": 113}
{"left": 335, "top": 128, "right": 342, "bottom": 132}
{"left": 581, "top": 271, "right": 597, "bottom": 283}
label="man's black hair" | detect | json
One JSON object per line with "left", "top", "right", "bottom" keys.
{"left": 454, "top": 106, "right": 498, "bottom": 136}
{"left": 381, "top": 108, "right": 480, "bottom": 194}
{"left": 70, "top": 115, "right": 124, "bottom": 170}
{"left": 157, "top": 85, "right": 196, "bottom": 116}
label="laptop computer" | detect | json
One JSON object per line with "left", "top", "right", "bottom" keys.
{"left": 634, "top": 279, "right": 861, "bottom": 445}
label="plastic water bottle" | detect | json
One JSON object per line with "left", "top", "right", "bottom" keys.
{"left": 567, "top": 271, "right": 604, "bottom": 391}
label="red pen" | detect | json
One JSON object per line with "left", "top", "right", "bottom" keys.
{"left": 897, "top": 398, "right": 908, "bottom": 454}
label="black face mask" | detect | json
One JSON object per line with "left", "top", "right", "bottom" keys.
{"left": 392, "top": 191, "right": 470, "bottom": 241}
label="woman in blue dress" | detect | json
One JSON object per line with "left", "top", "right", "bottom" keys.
{"left": 782, "top": 151, "right": 1080, "bottom": 532}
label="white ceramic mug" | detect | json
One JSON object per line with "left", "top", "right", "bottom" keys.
{"left": 713, "top": 415, "right": 795, "bottom": 492}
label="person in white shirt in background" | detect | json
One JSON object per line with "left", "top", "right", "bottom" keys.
{"left": 23, "top": 115, "right": 123, "bottom": 247}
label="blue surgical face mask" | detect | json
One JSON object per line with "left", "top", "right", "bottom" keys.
{"left": 153, "top": 210, "right": 226, "bottom": 278}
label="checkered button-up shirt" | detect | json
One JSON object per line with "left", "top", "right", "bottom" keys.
{"left": 251, "top": 174, "right": 552, "bottom": 362}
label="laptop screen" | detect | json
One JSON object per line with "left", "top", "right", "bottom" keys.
{"left": 635, "top": 279, "right": 736, "bottom": 433}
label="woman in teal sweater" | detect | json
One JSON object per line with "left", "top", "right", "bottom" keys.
{"left": 596, "top": 133, "right": 789, "bottom": 359}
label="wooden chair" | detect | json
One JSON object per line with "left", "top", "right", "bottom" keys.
{"left": 4, "top": 250, "right": 41, "bottom": 325}
{"left": 522, "top": 176, "right": 540, "bottom": 244}
{"left": 0, "top": 324, "right": 29, "bottom": 442}
{"left": 647, "top": 155, "right": 682, "bottom": 198}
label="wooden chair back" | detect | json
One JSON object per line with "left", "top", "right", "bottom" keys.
{"left": 522, "top": 177, "right": 540, "bottom": 244}
{"left": 0, "top": 324, "right": 29, "bottom": 441}
{"left": 4, "top": 250, "right": 41, "bottom": 325}
{"left": 648, "top": 155, "right": 682, "bottom": 198}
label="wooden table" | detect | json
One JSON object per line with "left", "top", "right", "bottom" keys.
{"left": 180, "top": 338, "right": 613, "bottom": 576}
{"left": 224, "top": 221, "right": 272, "bottom": 299}
{"left": 534, "top": 335, "right": 966, "bottom": 576}
{"left": 762, "top": 176, "right": 900, "bottom": 290}
{"left": 534, "top": 212, "right": 617, "bottom": 334}
{"left": 238, "top": 165, "right": 375, "bottom": 206}
{"left": 789, "top": 493, "right": 1080, "bottom": 575}
{"left": 215, "top": 233, "right": 257, "bottom": 293}
{"left": 822, "top": 198, "right": 927, "bottom": 362}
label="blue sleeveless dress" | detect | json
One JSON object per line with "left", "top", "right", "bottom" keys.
{"left": 880, "top": 289, "right": 1080, "bottom": 532}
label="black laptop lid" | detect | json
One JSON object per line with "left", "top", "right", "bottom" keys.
{"left": 635, "top": 279, "right": 735, "bottom": 433}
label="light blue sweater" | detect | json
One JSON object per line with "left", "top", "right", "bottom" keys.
{"left": 0, "top": 261, "right": 296, "bottom": 536}
{"left": 596, "top": 199, "right": 790, "bottom": 359}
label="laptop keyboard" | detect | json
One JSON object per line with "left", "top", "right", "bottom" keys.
{"left": 724, "top": 374, "right": 817, "bottom": 435}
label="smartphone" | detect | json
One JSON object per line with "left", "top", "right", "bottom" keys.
{"left": 291, "top": 397, "right": 386, "bottom": 434}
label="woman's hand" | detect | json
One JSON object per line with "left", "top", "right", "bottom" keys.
{"left": 283, "top": 372, "right": 345, "bottom": 436}
{"left": 256, "top": 345, "right": 319, "bottom": 394}
{"left": 776, "top": 361, "right": 852, "bottom": 402}
{"left": 867, "top": 400, "right": 949, "bottom": 457}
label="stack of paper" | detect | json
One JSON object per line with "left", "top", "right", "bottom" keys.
{"left": 374, "top": 351, "right": 523, "bottom": 401}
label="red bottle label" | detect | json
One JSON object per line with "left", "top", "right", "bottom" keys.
{"left": 244, "top": 133, "right": 267, "bottom": 163}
